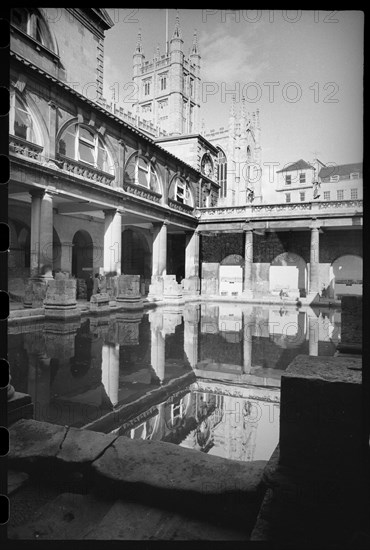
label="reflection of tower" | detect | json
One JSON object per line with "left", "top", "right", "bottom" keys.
{"left": 183, "top": 305, "right": 199, "bottom": 368}
{"left": 101, "top": 343, "right": 119, "bottom": 406}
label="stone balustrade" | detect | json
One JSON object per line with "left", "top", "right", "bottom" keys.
{"left": 122, "top": 181, "right": 162, "bottom": 203}
{"left": 9, "top": 135, "right": 44, "bottom": 161}
{"left": 168, "top": 198, "right": 195, "bottom": 215}
{"left": 56, "top": 154, "right": 115, "bottom": 186}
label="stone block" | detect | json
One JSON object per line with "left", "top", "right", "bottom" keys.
{"left": 182, "top": 276, "right": 200, "bottom": 295}
{"left": 92, "top": 436, "right": 267, "bottom": 525}
{"left": 90, "top": 293, "right": 110, "bottom": 313}
{"left": 56, "top": 427, "right": 117, "bottom": 465}
{"left": 148, "top": 276, "right": 164, "bottom": 301}
{"left": 23, "top": 279, "right": 48, "bottom": 308}
{"left": 163, "top": 275, "right": 183, "bottom": 302}
{"left": 8, "top": 419, "right": 68, "bottom": 467}
{"left": 116, "top": 275, "right": 143, "bottom": 308}
{"left": 279, "top": 355, "right": 362, "bottom": 483}
{"left": 43, "top": 277, "right": 80, "bottom": 319}
{"left": 201, "top": 278, "right": 218, "bottom": 295}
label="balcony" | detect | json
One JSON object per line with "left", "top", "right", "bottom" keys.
{"left": 196, "top": 200, "right": 363, "bottom": 221}
{"left": 9, "top": 135, "right": 44, "bottom": 162}
{"left": 56, "top": 154, "right": 115, "bottom": 186}
{"left": 122, "top": 181, "right": 162, "bottom": 204}
{"left": 168, "top": 199, "right": 195, "bottom": 216}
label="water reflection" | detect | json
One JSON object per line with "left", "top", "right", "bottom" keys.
{"left": 8, "top": 303, "right": 340, "bottom": 461}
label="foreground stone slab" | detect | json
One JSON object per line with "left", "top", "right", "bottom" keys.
{"left": 92, "top": 436, "right": 266, "bottom": 526}
{"left": 9, "top": 419, "right": 67, "bottom": 468}
{"left": 56, "top": 427, "right": 117, "bottom": 465}
{"left": 8, "top": 471, "right": 29, "bottom": 495}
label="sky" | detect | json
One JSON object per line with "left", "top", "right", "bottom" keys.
{"left": 103, "top": 9, "right": 363, "bottom": 186}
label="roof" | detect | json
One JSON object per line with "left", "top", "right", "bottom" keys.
{"left": 319, "top": 162, "right": 363, "bottom": 179}
{"left": 277, "top": 159, "right": 315, "bottom": 173}
{"left": 90, "top": 9, "right": 114, "bottom": 29}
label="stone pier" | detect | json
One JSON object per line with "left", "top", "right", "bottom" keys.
{"left": 43, "top": 274, "right": 80, "bottom": 319}
{"left": 116, "top": 274, "right": 143, "bottom": 309}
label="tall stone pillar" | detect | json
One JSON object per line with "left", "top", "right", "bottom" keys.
{"left": 60, "top": 242, "right": 74, "bottom": 274}
{"left": 148, "top": 221, "right": 167, "bottom": 300}
{"left": 29, "top": 190, "right": 42, "bottom": 277}
{"left": 309, "top": 223, "right": 320, "bottom": 296}
{"left": 104, "top": 209, "right": 122, "bottom": 275}
{"left": 39, "top": 191, "right": 54, "bottom": 278}
{"left": 243, "top": 225, "right": 254, "bottom": 296}
{"left": 183, "top": 230, "right": 200, "bottom": 295}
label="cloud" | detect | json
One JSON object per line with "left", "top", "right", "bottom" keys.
{"left": 199, "top": 24, "right": 269, "bottom": 83}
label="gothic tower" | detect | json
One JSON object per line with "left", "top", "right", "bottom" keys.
{"left": 131, "top": 12, "right": 201, "bottom": 135}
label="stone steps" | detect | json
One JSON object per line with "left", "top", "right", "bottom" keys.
{"left": 9, "top": 419, "right": 267, "bottom": 538}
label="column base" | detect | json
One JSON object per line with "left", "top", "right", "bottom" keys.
{"left": 242, "top": 289, "right": 254, "bottom": 298}
{"left": 23, "top": 278, "right": 48, "bottom": 308}
{"left": 147, "top": 276, "right": 164, "bottom": 302}
{"left": 182, "top": 277, "right": 200, "bottom": 296}
{"left": 116, "top": 295, "right": 144, "bottom": 310}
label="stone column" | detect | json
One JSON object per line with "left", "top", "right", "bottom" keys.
{"left": 39, "top": 191, "right": 54, "bottom": 279}
{"left": 148, "top": 221, "right": 167, "bottom": 300}
{"left": 60, "top": 242, "right": 73, "bottom": 274}
{"left": 183, "top": 230, "right": 200, "bottom": 295}
{"left": 29, "top": 189, "right": 43, "bottom": 277}
{"left": 308, "top": 315, "right": 319, "bottom": 356}
{"left": 104, "top": 209, "right": 122, "bottom": 275}
{"left": 243, "top": 226, "right": 253, "bottom": 296}
{"left": 309, "top": 224, "right": 320, "bottom": 296}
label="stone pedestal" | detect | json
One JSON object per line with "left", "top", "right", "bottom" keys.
{"left": 23, "top": 278, "right": 48, "bottom": 308}
{"left": 201, "top": 278, "right": 218, "bottom": 296}
{"left": 43, "top": 275, "right": 80, "bottom": 319}
{"left": 90, "top": 293, "right": 110, "bottom": 314}
{"left": 147, "top": 276, "right": 164, "bottom": 302}
{"left": 163, "top": 275, "right": 183, "bottom": 303}
{"left": 116, "top": 275, "right": 143, "bottom": 309}
{"left": 182, "top": 276, "right": 200, "bottom": 295}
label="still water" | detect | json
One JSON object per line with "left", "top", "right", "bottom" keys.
{"left": 9, "top": 302, "right": 340, "bottom": 462}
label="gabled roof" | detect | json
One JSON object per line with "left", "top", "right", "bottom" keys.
{"left": 319, "top": 162, "right": 363, "bottom": 179}
{"left": 277, "top": 159, "right": 315, "bottom": 173}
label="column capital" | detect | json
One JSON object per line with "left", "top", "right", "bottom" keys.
{"left": 242, "top": 221, "right": 254, "bottom": 232}
{"left": 29, "top": 188, "right": 45, "bottom": 199}
{"left": 103, "top": 207, "right": 123, "bottom": 216}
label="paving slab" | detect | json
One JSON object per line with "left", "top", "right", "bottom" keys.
{"left": 8, "top": 471, "right": 29, "bottom": 495}
{"left": 92, "top": 436, "right": 266, "bottom": 527}
{"left": 9, "top": 419, "right": 67, "bottom": 468}
{"left": 56, "top": 426, "right": 117, "bottom": 465}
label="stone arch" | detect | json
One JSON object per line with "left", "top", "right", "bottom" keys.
{"left": 270, "top": 252, "right": 307, "bottom": 295}
{"left": 71, "top": 229, "right": 94, "bottom": 279}
{"left": 123, "top": 152, "right": 163, "bottom": 196}
{"left": 330, "top": 254, "right": 362, "bottom": 299}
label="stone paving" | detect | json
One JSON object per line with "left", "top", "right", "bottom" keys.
{"left": 8, "top": 418, "right": 267, "bottom": 540}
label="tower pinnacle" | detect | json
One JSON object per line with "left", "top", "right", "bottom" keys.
{"left": 135, "top": 28, "right": 142, "bottom": 54}
{"left": 191, "top": 29, "right": 199, "bottom": 55}
{"left": 172, "top": 10, "right": 182, "bottom": 39}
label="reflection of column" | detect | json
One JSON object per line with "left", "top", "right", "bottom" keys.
{"left": 152, "top": 222, "right": 167, "bottom": 277}
{"left": 309, "top": 225, "right": 320, "bottom": 295}
{"left": 243, "top": 227, "right": 253, "bottom": 294}
{"left": 150, "top": 324, "right": 165, "bottom": 383}
{"left": 104, "top": 209, "right": 122, "bottom": 275}
{"left": 101, "top": 343, "right": 120, "bottom": 407}
{"left": 184, "top": 307, "right": 199, "bottom": 368}
{"left": 185, "top": 231, "right": 199, "bottom": 278}
{"left": 27, "top": 351, "right": 51, "bottom": 419}
{"left": 243, "top": 310, "right": 253, "bottom": 373}
{"left": 308, "top": 316, "right": 319, "bottom": 356}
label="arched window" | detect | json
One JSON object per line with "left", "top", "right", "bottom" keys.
{"left": 58, "top": 124, "right": 114, "bottom": 174}
{"left": 173, "top": 177, "right": 193, "bottom": 206}
{"left": 9, "top": 92, "right": 41, "bottom": 144}
{"left": 217, "top": 148, "right": 227, "bottom": 198}
{"left": 11, "top": 8, "right": 55, "bottom": 52}
{"left": 124, "top": 154, "right": 160, "bottom": 193}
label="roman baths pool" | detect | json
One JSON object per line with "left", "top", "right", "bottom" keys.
{"left": 8, "top": 302, "right": 341, "bottom": 464}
